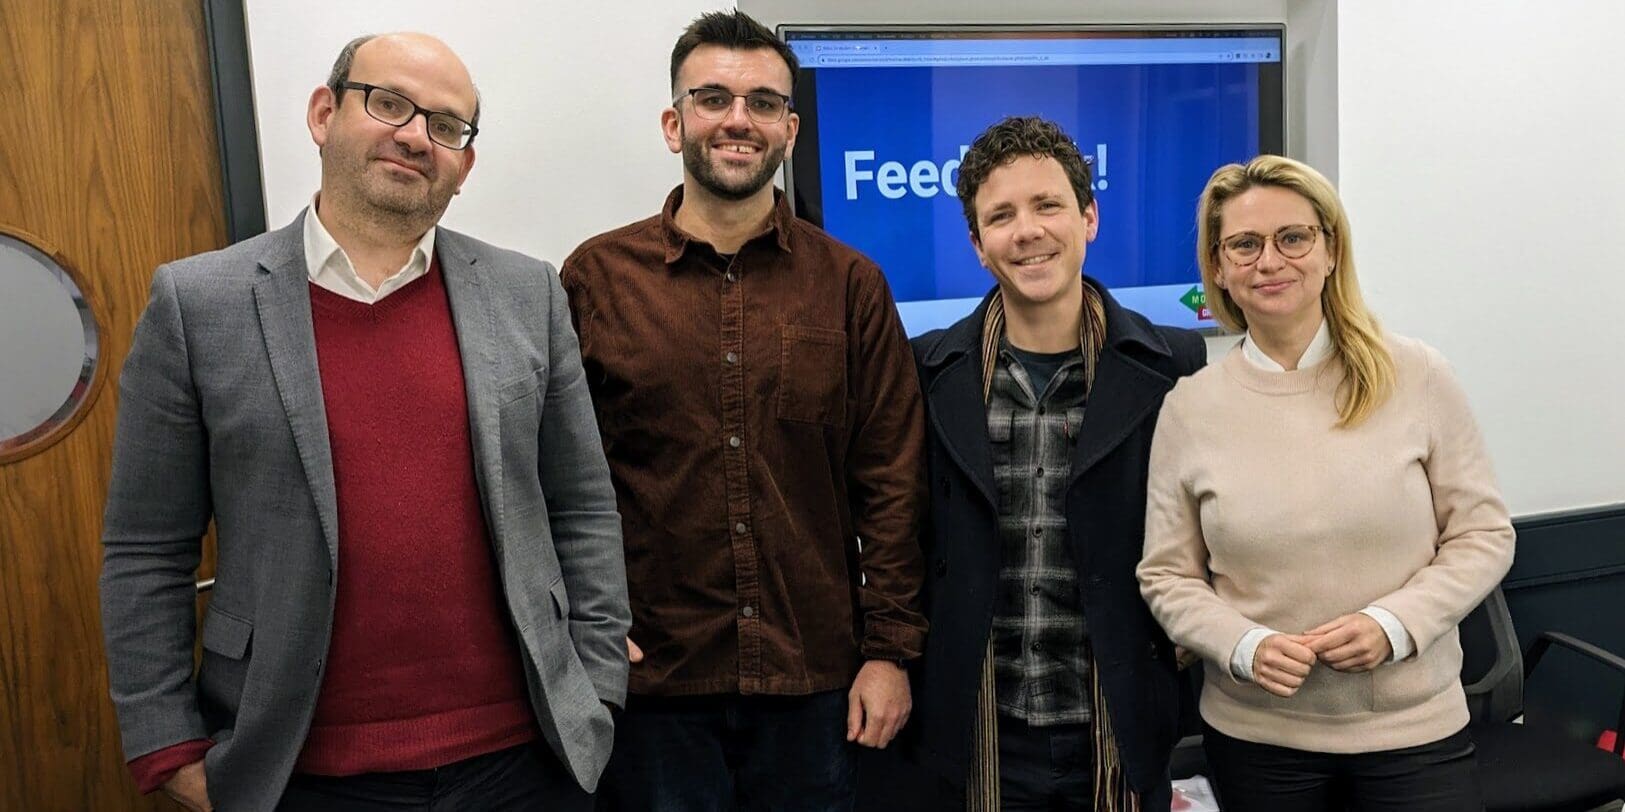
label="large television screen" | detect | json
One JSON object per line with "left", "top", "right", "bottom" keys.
{"left": 780, "top": 25, "right": 1284, "bottom": 335}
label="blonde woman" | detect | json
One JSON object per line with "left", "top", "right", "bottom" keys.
{"left": 1137, "top": 155, "right": 1514, "bottom": 811}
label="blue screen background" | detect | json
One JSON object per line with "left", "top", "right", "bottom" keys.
{"left": 806, "top": 62, "right": 1261, "bottom": 326}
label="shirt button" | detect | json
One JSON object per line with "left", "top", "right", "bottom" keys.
{"left": 1032, "top": 527, "right": 1043, "bottom": 537}
{"left": 1037, "top": 406, "right": 1046, "bottom": 416}
{"left": 741, "top": 606, "right": 756, "bottom": 618}
{"left": 735, "top": 522, "right": 748, "bottom": 535}
{"left": 1029, "top": 585, "right": 1041, "bottom": 596}
{"left": 1035, "top": 467, "right": 1045, "bottom": 478}
{"left": 1030, "top": 642, "right": 1042, "bottom": 653}
{"left": 728, "top": 435, "right": 741, "bottom": 448}
{"left": 725, "top": 351, "right": 738, "bottom": 364}
{"left": 725, "top": 271, "right": 737, "bottom": 283}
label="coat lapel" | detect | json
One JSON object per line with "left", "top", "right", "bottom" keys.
{"left": 1066, "top": 346, "right": 1171, "bottom": 489}
{"left": 253, "top": 216, "right": 340, "bottom": 568}
{"left": 926, "top": 354, "right": 999, "bottom": 511}
{"left": 436, "top": 231, "right": 504, "bottom": 533}
{"left": 921, "top": 295, "right": 1000, "bottom": 512}
{"left": 1066, "top": 285, "right": 1177, "bottom": 490}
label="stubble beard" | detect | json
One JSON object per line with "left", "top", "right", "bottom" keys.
{"left": 327, "top": 140, "right": 454, "bottom": 234}
{"left": 681, "top": 127, "right": 785, "bottom": 202}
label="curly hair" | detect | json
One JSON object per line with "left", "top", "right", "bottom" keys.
{"left": 955, "top": 116, "right": 1094, "bottom": 238}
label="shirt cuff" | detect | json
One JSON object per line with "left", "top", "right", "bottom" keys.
{"left": 1360, "top": 605, "right": 1414, "bottom": 662}
{"left": 1230, "top": 627, "right": 1279, "bottom": 682}
{"left": 128, "top": 739, "right": 212, "bottom": 795}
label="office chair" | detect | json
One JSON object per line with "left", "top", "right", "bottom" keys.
{"left": 1169, "top": 587, "right": 1625, "bottom": 811}
{"left": 1461, "top": 586, "right": 1625, "bottom": 812}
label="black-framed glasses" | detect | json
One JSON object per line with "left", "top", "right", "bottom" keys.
{"left": 340, "top": 82, "right": 478, "bottom": 150}
{"left": 1218, "top": 224, "right": 1329, "bottom": 265}
{"left": 674, "top": 87, "right": 792, "bottom": 124}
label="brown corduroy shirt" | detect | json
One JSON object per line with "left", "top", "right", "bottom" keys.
{"left": 560, "top": 187, "right": 928, "bottom": 696}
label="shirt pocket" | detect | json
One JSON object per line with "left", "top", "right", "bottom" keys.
{"left": 776, "top": 325, "right": 847, "bottom": 426}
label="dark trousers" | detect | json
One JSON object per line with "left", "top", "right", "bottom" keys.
{"left": 275, "top": 740, "right": 591, "bottom": 811}
{"left": 597, "top": 689, "right": 857, "bottom": 812}
{"left": 1203, "top": 723, "right": 1483, "bottom": 812}
{"left": 997, "top": 714, "right": 1094, "bottom": 811}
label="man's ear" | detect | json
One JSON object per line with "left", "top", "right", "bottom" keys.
{"left": 308, "top": 85, "right": 338, "bottom": 149}
{"left": 453, "top": 144, "right": 477, "bottom": 193}
{"left": 969, "top": 229, "right": 987, "bottom": 268}
{"left": 661, "top": 106, "right": 683, "bottom": 155}
{"left": 1082, "top": 199, "right": 1100, "bottom": 242}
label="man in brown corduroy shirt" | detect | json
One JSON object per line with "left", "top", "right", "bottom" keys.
{"left": 559, "top": 10, "right": 927, "bottom": 811}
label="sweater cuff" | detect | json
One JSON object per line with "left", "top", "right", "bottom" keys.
{"left": 1229, "top": 627, "right": 1278, "bottom": 683}
{"left": 128, "top": 739, "right": 212, "bottom": 795}
{"left": 1360, "top": 605, "right": 1415, "bottom": 662}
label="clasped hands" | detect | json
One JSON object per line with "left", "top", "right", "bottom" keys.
{"left": 1252, "top": 613, "right": 1392, "bottom": 698}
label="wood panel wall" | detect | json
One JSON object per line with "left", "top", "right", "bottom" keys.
{"left": 0, "top": 1, "right": 230, "bottom": 807}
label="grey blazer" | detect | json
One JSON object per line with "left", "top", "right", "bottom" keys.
{"left": 99, "top": 214, "right": 629, "bottom": 809}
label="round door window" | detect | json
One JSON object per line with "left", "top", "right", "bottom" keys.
{"left": 0, "top": 229, "right": 105, "bottom": 462}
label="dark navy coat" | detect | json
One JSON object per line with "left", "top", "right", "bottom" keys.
{"left": 902, "top": 283, "right": 1205, "bottom": 808}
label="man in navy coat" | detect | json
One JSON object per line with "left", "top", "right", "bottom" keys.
{"left": 898, "top": 116, "right": 1205, "bottom": 811}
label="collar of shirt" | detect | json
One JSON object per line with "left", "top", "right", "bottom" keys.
{"left": 303, "top": 194, "right": 436, "bottom": 304}
{"left": 1241, "top": 318, "right": 1332, "bottom": 372}
{"left": 658, "top": 185, "right": 795, "bottom": 266}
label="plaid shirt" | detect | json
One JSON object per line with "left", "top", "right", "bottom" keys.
{"left": 988, "top": 343, "right": 1092, "bottom": 726}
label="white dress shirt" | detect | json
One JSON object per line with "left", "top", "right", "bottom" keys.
{"left": 303, "top": 195, "right": 436, "bottom": 304}
{"left": 1228, "top": 319, "right": 1415, "bottom": 681}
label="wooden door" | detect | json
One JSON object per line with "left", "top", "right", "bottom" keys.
{"left": 0, "top": 1, "right": 230, "bottom": 807}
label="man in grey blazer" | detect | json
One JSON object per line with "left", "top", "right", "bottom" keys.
{"left": 99, "top": 32, "right": 628, "bottom": 811}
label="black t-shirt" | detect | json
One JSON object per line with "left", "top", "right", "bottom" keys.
{"left": 1008, "top": 344, "right": 1080, "bottom": 397}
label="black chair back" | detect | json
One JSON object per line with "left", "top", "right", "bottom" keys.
{"left": 1460, "top": 586, "right": 1525, "bottom": 724}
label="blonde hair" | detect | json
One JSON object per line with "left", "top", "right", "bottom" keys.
{"left": 1196, "top": 155, "right": 1395, "bottom": 427}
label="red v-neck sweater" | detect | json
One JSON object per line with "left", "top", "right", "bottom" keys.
{"left": 294, "top": 259, "right": 536, "bottom": 775}
{"left": 126, "top": 261, "right": 539, "bottom": 792}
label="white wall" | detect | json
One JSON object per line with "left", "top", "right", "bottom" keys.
{"left": 244, "top": 0, "right": 728, "bottom": 266}
{"left": 1338, "top": 0, "right": 1625, "bottom": 514}
{"left": 243, "top": 1, "right": 1624, "bottom": 516}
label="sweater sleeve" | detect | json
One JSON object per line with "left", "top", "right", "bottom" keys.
{"left": 1138, "top": 385, "right": 1264, "bottom": 667}
{"left": 1368, "top": 346, "right": 1515, "bottom": 653}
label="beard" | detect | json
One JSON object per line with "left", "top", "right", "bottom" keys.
{"left": 324, "top": 136, "right": 456, "bottom": 227}
{"left": 680, "top": 126, "right": 786, "bottom": 201}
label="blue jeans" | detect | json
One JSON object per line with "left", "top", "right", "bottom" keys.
{"left": 598, "top": 690, "right": 857, "bottom": 811}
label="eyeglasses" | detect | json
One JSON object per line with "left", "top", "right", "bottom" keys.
{"left": 674, "top": 87, "right": 792, "bottom": 124}
{"left": 340, "top": 82, "right": 478, "bottom": 150}
{"left": 1218, "top": 224, "right": 1329, "bottom": 265}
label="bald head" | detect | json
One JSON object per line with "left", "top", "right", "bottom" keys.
{"left": 326, "top": 32, "right": 480, "bottom": 126}
{"left": 309, "top": 31, "right": 481, "bottom": 240}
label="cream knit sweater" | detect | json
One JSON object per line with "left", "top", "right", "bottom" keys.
{"left": 1138, "top": 334, "right": 1514, "bottom": 753}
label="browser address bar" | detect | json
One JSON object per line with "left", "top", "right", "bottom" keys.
{"left": 810, "top": 52, "right": 1272, "bottom": 67}
{"left": 817, "top": 54, "right": 1055, "bottom": 65}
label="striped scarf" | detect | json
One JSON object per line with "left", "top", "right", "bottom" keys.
{"left": 965, "top": 285, "right": 1141, "bottom": 812}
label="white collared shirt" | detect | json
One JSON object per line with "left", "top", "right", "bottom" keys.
{"left": 303, "top": 194, "right": 437, "bottom": 304}
{"left": 1228, "top": 317, "right": 1415, "bottom": 681}
{"left": 1240, "top": 318, "right": 1334, "bottom": 372}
